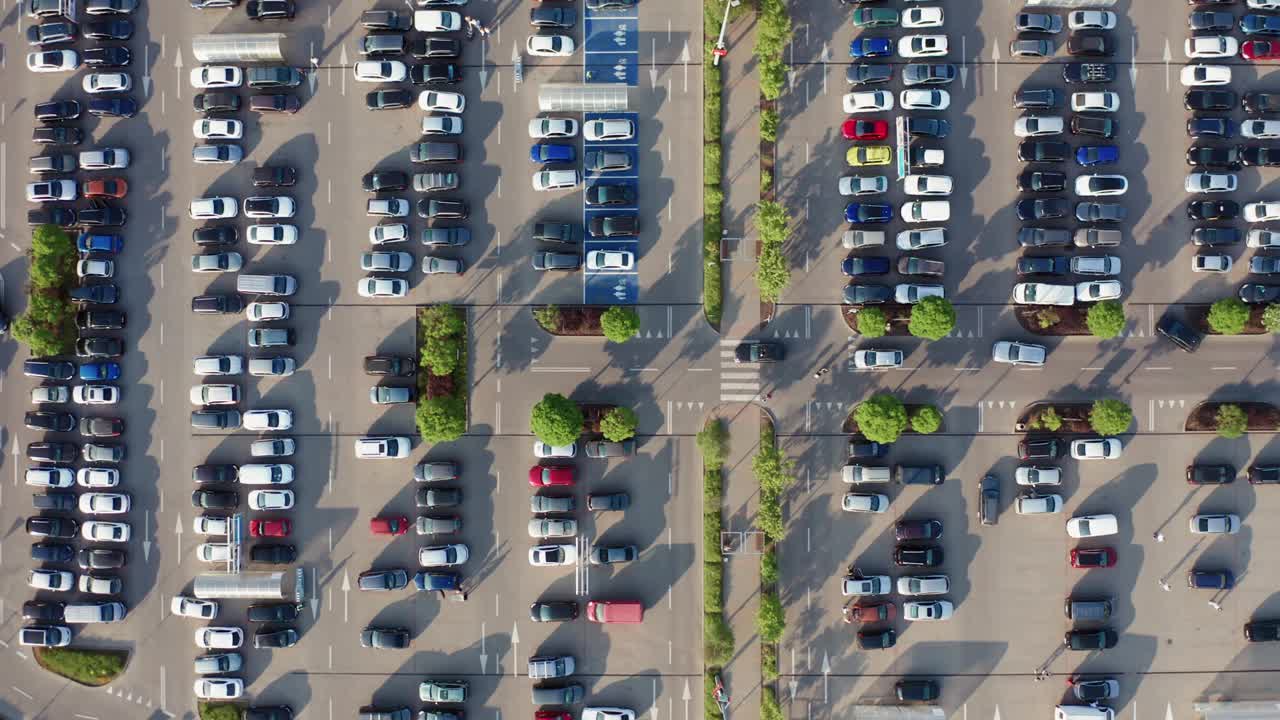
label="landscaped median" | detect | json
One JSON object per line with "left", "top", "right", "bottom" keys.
{"left": 1185, "top": 401, "right": 1280, "bottom": 437}
{"left": 696, "top": 419, "right": 733, "bottom": 714}
{"left": 1014, "top": 300, "right": 1126, "bottom": 338}
{"left": 843, "top": 393, "right": 945, "bottom": 441}
{"left": 753, "top": 419, "right": 793, "bottom": 694}
{"left": 34, "top": 646, "right": 127, "bottom": 686}
{"left": 1197, "top": 297, "right": 1280, "bottom": 336}
{"left": 10, "top": 224, "right": 79, "bottom": 356}
{"left": 415, "top": 304, "right": 468, "bottom": 443}
{"left": 533, "top": 305, "right": 641, "bottom": 342}
{"left": 198, "top": 702, "right": 244, "bottom": 720}
{"left": 844, "top": 297, "right": 957, "bottom": 340}
{"left": 1013, "top": 399, "right": 1132, "bottom": 435}
{"left": 703, "top": 0, "right": 726, "bottom": 328}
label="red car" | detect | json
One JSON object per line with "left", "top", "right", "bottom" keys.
{"left": 82, "top": 178, "right": 129, "bottom": 199}
{"left": 528, "top": 465, "right": 574, "bottom": 487}
{"left": 370, "top": 515, "right": 411, "bottom": 536}
{"left": 535, "top": 713, "right": 572, "bottom": 720}
{"left": 842, "top": 601, "right": 896, "bottom": 624}
{"left": 250, "top": 518, "right": 291, "bottom": 538}
{"left": 1243, "top": 40, "right": 1280, "bottom": 61}
{"left": 1069, "top": 547, "right": 1116, "bottom": 569}
{"left": 842, "top": 118, "right": 889, "bottom": 141}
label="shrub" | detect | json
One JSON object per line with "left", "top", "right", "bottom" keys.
{"left": 1216, "top": 403, "right": 1248, "bottom": 439}
{"left": 529, "top": 393, "right": 584, "bottom": 446}
{"left": 705, "top": 612, "right": 735, "bottom": 666}
{"left": 761, "top": 644, "right": 779, "bottom": 681}
{"left": 856, "top": 307, "right": 887, "bottom": 338}
{"left": 1089, "top": 399, "right": 1132, "bottom": 436}
{"left": 854, "top": 393, "right": 909, "bottom": 444}
{"left": 911, "top": 406, "right": 943, "bottom": 434}
{"left": 1028, "top": 407, "right": 1063, "bottom": 432}
{"left": 759, "top": 55, "right": 788, "bottom": 100}
{"left": 760, "top": 107, "right": 780, "bottom": 143}
{"left": 1264, "top": 304, "right": 1280, "bottom": 333}
{"left": 419, "top": 305, "right": 465, "bottom": 375}
{"left": 11, "top": 225, "right": 77, "bottom": 356}
{"left": 1208, "top": 297, "right": 1250, "bottom": 335}
{"left": 761, "top": 549, "right": 779, "bottom": 586}
{"left": 199, "top": 704, "right": 244, "bottom": 720}
{"left": 416, "top": 395, "right": 466, "bottom": 443}
{"left": 908, "top": 296, "right": 956, "bottom": 340}
{"left": 760, "top": 168, "right": 772, "bottom": 192}
{"left": 705, "top": 671, "right": 721, "bottom": 720}
{"left": 600, "top": 306, "right": 640, "bottom": 343}
{"left": 697, "top": 419, "right": 730, "bottom": 468}
{"left": 757, "top": 590, "right": 785, "bottom": 643}
{"left": 762, "top": 687, "right": 784, "bottom": 720}
{"left": 705, "top": 64, "right": 722, "bottom": 132}
{"left": 704, "top": 175, "right": 724, "bottom": 327}
{"left": 533, "top": 305, "right": 560, "bottom": 332}
{"left": 755, "top": 0, "right": 792, "bottom": 101}
{"left": 1035, "top": 308, "right": 1061, "bottom": 329}
{"left": 36, "top": 647, "right": 126, "bottom": 686}
{"left": 753, "top": 436, "right": 795, "bottom": 543}
{"left": 1086, "top": 300, "right": 1126, "bottom": 339}
{"left": 704, "top": 143, "right": 722, "bottom": 187}
{"left": 755, "top": 201, "right": 792, "bottom": 302}
{"left": 704, "top": 559, "right": 724, "bottom": 609}
{"left": 600, "top": 406, "right": 638, "bottom": 441}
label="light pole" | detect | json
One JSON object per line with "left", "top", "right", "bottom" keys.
{"left": 712, "top": 0, "right": 741, "bottom": 66}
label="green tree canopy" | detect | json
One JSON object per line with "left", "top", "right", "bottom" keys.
{"left": 1086, "top": 300, "right": 1125, "bottom": 339}
{"left": 530, "top": 393, "right": 583, "bottom": 446}
{"left": 757, "top": 591, "right": 785, "bottom": 643}
{"left": 697, "top": 419, "right": 730, "bottom": 468}
{"left": 854, "top": 393, "right": 909, "bottom": 444}
{"left": 416, "top": 395, "right": 466, "bottom": 443}
{"left": 1216, "top": 403, "right": 1248, "bottom": 439}
{"left": 910, "top": 406, "right": 943, "bottom": 434}
{"left": 600, "top": 306, "right": 641, "bottom": 343}
{"left": 600, "top": 406, "right": 638, "bottom": 441}
{"left": 856, "top": 307, "right": 886, "bottom": 338}
{"left": 908, "top": 296, "right": 956, "bottom": 340}
{"left": 1263, "top": 304, "right": 1280, "bottom": 333}
{"left": 1208, "top": 297, "right": 1250, "bottom": 335}
{"left": 1089, "top": 399, "right": 1132, "bottom": 436}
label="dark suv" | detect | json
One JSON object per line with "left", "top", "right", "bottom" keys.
{"left": 1018, "top": 438, "right": 1062, "bottom": 460}
{"left": 588, "top": 214, "right": 638, "bottom": 237}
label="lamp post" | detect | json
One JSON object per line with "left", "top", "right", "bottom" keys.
{"left": 712, "top": 0, "right": 741, "bottom": 66}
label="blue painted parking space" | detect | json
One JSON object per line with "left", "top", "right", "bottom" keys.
{"left": 583, "top": 3, "right": 638, "bottom": 86}
{"left": 584, "top": 53, "right": 638, "bottom": 85}
{"left": 582, "top": 111, "right": 640, "bottom": 305}
{"left": 584, "top": 258, "right": 640, "bottom": 305}
{"left": 584, "top": 17, "right": 639, "bottom": 52}
{"left": 582, "top": 149, "right": 639, "bottom": 180}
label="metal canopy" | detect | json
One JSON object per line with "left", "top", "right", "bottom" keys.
{"left": 192, "top": 33, "right": 286, "bottom": 63}
{"left": 1194, "top": 702, "right": 1280, "bottom": 720}
{"left": 848, "top": 707, "right": 946, "bottom": 720}
{"left": 538, "top": 83, "right": 629, "bottom": 113}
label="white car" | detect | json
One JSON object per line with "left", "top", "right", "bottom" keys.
{"left": 414, "top": 9, "right": 461, "bottom": 31}
{"left": 79, "top": 574, "right": 121, "bottom": 595}
{"left": 583, "top": 118, "right": 635, "bottom": 141}
{"left": 853, "top": 349, "right": 904, "bottom": 369}
{"left": 79, "top": 492, "right": 130, "bottom": 514}
{"left": 418, "top": 90, "right": 465, "bottom": 113}
{"left": 248, "top": 224, "right": 298, "bottom": 245}
{"left": 1071, "top": 438, "right": 1123, "bottom": 460}
{"left": 190, "top": 197, "right": 238, "bottom": 219}
{"left": 839, "top": 175, "right": 889, "bottom": 196}
{"left": 529, "top": 518, "right": 578, "bottom": 538}
{"left": 904, "top": 174, "right": 953, "bottom": 196}
{"left": 27, "top": 180, "right": 78, "bottom": 202}
{"left": 1189, "top": 514, "right": 1241, "bottom": 535}
{"left": 355, "top": 436, "right": 412, "bottom": 459}
{"left": 239, "top": 463, "right": 294, "bottom": 486}
{"left": 193, "top": 355, "right": 244, "bottom": 376}
{"left": 903, "top": 600, "right": 954, "bottom": 621}
{"left": 171, "top": 596, "right": 219, "bottom": 619}
{"left": 77, "top": 467, "right": 120, "bottom": 488}
{"left": 841, "top": 492, "right": 890, "bottom": 513}
{"left": 896, "top": 574, "right": 950, "bottom": 596}
{"left": 895, "top": 283, "right": 943, "bottom": 304}
{"left": 529, "top": 544, "right": 578, "bottom": 566}
{"left": 1068, "top": 10, "right": 1116, "bottom": 30}
{"left": 194, "top": 515, "right": 231, "bottom": 535}
{"left": 242, "top": 411, "right": 293, "bottom": 432}
{"left": 991, "top": 341, "right": 1046, "bottom": 366}
{"left": 1193, "top": 254, "right": 1233, "bottom": 273}
{"left": 529, "top": 117, "right": 578, "bottom": 138}
{"left": 197, "top": 542, "right": 233, "bottom": 562}
{"left": 1070, "top": 255, "right": 1121, "bottom": 276}
{"left": 195, "top": 627, "right": 244, "bottom": 649}
{"left": 191, "top": 252, "right": 243, "bottom": 273}
{"left": 193, "top": 144, "right": 244, "bottom": 164}
{"left": 1242, "top": 119, "right": 1280, "bottom": 139}
{"left": 73, "top": 384, "right": 120, "bottom": 405}
{"left": 1181, "top": 64, "right": 1232, "bottom": 86}
{"left": 898, "top": 34, "right": 948, "bottom": 58}
{"left": 83, "top": 72, "right": 131, "bottom": 93}
{"left": 1013, "top": 283, "right": 1076, "bottom": 306}
{"left": 245, "top": 196, "right": 295, "bottom": 218}
{"left": 248, "top": 489, "right": 295, "bottom": 511}
{"left": 1070, "top": 91, "right": 1119, "bottom": 112}
{"left": 896, "top": 227, "right": 946, "bottom": 250}
{"left": 1251, "top": 0, "right": 1280, "bottom": 8}
{"left": 246, "top": 302, "right": 289, "bottom": 322}
{"left": 1185, "top": 172, "right": 1237, "bottom": 193}
{"left": 901, "top": 6, "right": 943, "bottom": 27}
{"left": 79, "top": 148, "right": 130, "bottom": 169}
{"left": 1067, "top": 514, "right": 1119, "bottom": 538}
{"left": 1014, "top": 115, "right": 1064, "bottom": 137}
{"left": 586, "top": 250, "right": 635, "bottom": 271}
{"left": 901, "top": 200, "right": 950, "bottom": 223}
{"left": 532, "top": 169, "right": 581, "bottom": 191}
{"left": 423, "top": 115, "right": 463, "bottom": 136}
{"left": 1249, "top": 229, "right": 1280, "bottom": 247}
{"left": 527, "top": 34, "right": 575, "bottom": 56}
{"left": 582, "top": 710, "right": 636, "bottom": 720}
{"left": 358, "top": 276, "right": 408, "bottom": 298}
{"left": 193, "top": 118, "right": 243, "bottom": 140}
{"left": 1245, "top": 201, "right": 1280, "bottom": 222}
{"left": 194, "top": 678, "right": 244, "bottom": 700}
{"left": 190, "top": 384, "right": 238, "bottom": 405}
{"left": 1076, "top": 280, "right": 1122, "bottom": 302}
{"left": 843, "top": 90, "right": 894, "bottom": 113}
{"left": 419, "top": 543, "right": 470, "bottom": 566}
{"left": 82, "top": 520, "right": 130, "bottom": 542}
{"left": 27, "top": 50, "right": 79, "bottom": 72}
{"left": 362, "top": 251, "right": 413, "bottom": 272}
{"left": 1015, "top": 494, "right": 1063, "bottom": 514}
{"left": 367, "top": 198, "right": 409, "bottom": 218}
{"left": 370, "top": 223, "right": 410, "bottom": 245}
{"left": 353, "top": 60, "right": 407, "bottom": 82}
{"left": 29, "top": 569, "right": 75, "bottom": 592}
{"left": 841, "top": 575, "right": 892, "bottom": 597}
{"left": 534, "top": 441, "right": 577, "bottom": 458}
{"left": 1015, "top": 466, "right": 1061, "bottom": 486}
{"left": 190, "top": 66, "right": 243, "bottom": 88}
{"left": 900, "top": 89, "right": 950, "bottom": 110}
{"left": 26, "top": 467, "right": 74, "bottom": 488}
{"left": 1185, "top": 36, "right": 1238, "bottom": 58}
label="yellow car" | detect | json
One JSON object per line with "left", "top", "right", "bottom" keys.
{"left": 847, "top": 146, "right": 893, "bottom": 167}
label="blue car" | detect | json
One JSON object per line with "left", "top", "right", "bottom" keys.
{"left": 845, "top": 203, "right": 893, "bottom": 224}
{"left": 1242, "top": 13, "right": 1280, "bottom": 36}
{"left": 1075, "top": 145, "right": 1119, "bottom": 166}
{"left": 841, "top": 256, "right": 891, "bottom": 276}
{"left": 1188, "top": 570, "right": 1234, "bottom": 589}
{"left": 77, "top": 233, "right": 123, "bottom": 254}
{"left": 850, "top": 37, "right": 892, "bottom": 58}
{"left": 415, "top": 570, "right": 460, "bottom": 591}
{"left": 529, "top": 144, "right": 576, "bottom": 164}
{"left": 79, "top": 361, "right": 122, "bottom": 381}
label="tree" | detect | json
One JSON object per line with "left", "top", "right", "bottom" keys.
{"left": 757, "top": 591, "right": 785, "bottom": 643}
{"left": 697, "top": 419, "right": 730, "bottom": 468}
{"left": 420, "top": 336, "right": 461, "bottom": 376}
{"left": 12, "top": 225, "right": 77, "bottom": 357}
{"left": 911, "top": 406, "right": 943, "bottom": 434}
{"left": 600, "top": 406, "right": 638, "bottom": 441}
{"left": 856, "top": 307, "right": 886, "bottom": 338}
{"left": 529, "top": 393, "right": 583, "bottom": 447}
{"left": 908, "top": 296, "right": 956, "bottom": 340}
{"left": 1086, "top": 300, "right": 1126, "bottom": 339}
{"left": 760, "top": 108, "right": 779, "bottom": 143}
{"left": 600, "top": 306, "right": 640, "bottom": 343}
{"left": 1208, "top": 297, "right": 1250, "bottom": 335}
{"left": 853, "top": 393, "right": 908, "bottom": 444}
{"left": 419, "top": 305, "right": 465, "bottom": 375}
{"left": 1089, "top": 399, "right": 1132, "bottom": 436}
{"left": 1029, "top": 407, "right": 1063, "bottom": 432}
{"left": 754, "top": 201, "right": 792, "bottom": 302}
{"left": 1216, "top": 403, "right": 1248, "bottom": 439}
{"left": 415, "top": 396, "right": 466, "bottom": 443}
{"left": 1264, "top": 304, "right": 1280, "bottom": 333}
{"left": 753, "top": 438, "right": 794, "bottom": 542}
{"left": 533, "top": 305, "right": 560, "bottom": 332}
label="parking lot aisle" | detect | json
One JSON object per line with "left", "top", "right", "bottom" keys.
{"left": 719, "top": 339, "right": 761, "bottom": 402}
{"left": 718, "top": 12, "right": 764, "bottom": 336}
{"left": 583, "top": 2, "right": 640, "bottom": 86}
{"left": 720, "top": 410, "right": 765, "bottom": 720}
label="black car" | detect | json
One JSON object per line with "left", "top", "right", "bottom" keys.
{"left": 410, "top": 36, "right": 462, "bottom": 59}
{"left": 1249, "top": 465, "right": 1280, "bottom": 484}
{"left": 88, "top": 97, "right": 136, "bottom": 118}
{"left": 247, "top": 0, "right": 294, "bottom": 19}
{"left": 530, "top": 601, "right": 579, "bottom": 622}
{"left": 410, "top": 62, "right": 462, "bottom": 86}
{"left": 70, "top": 283, "right": 119, "bottom": 305}
{"left": 361, "top": 8, "right": 410, "bottom": 29}
{"left": 1192, "top": 226, "right": 1241, "bottom": 246}
{"left": 25, "top": 411, "right": 75, "bottom": 432}
{"left": 1018, "top": 438, "right": 1062, "bottom": 460}
{"left": 193, "top": 412, "right": 241, "bottom": 432}
{"left": 35, "top": 100, "right": 82, "bottom": 122}
{"left": 253, "top": 166, "right": 297, "bottom": 187}
{"left": 194, "top": 226, "right": 238, "bottom": 247}
{"left": 23, "top": 601, "right": 65, "bottom": 622}
{"left": 192, "top": 488, "right": 239, "bottom": 509}
{"left": 1014, "top": 88, "right": 1059, "bottom": 109}
{"left": 360, "top": 627, "right": 411, "bottom": 649}
{"left": 1018, "top": 140, "right": 1068, "bottom": 162}
{"left": 416, "top": 487, "right": 462, "bottom": 508}
{"left": 531, "top": 222, "right": 578, "bottom": 244}
{"left": 1188, "top": 117, "right": 1234, "bottom": 139}
{"left": 33, "top": 126, "right": 84, "bottom": 145}
{"left": 28, "top": 208, "right": 78, "bottom": 227}
{"left": 895, "top": 519, "right": 943, "bottom": 541}
{"left": 1186, "top": 90, "right": 1236, "bottom": 112}
{"left": 244, "top": 707, "right": 294, "bottom": 720}
{"left": 841, "top": 256, "right": 891, "bottom": 276}
{"left": 358, "top": 568, "right": 411, "bottom": 591}
{"left": 905, "top": 118, "right": 949, "bottom": 138}
{"left": 79, "top": 203, "right": 126, "bottom": 227}
{"left": 893, "top": 545, "right": 944, "bottom": 567}
{"left": 78, "top": 547, "right": 126, "bottom": 569}
{"left": 895, "top": 680, "right": 938, "bottom": 702}
{"left": 254, "top": 628, "right": 299, "bottom": 649}
{"left": 1245, "top": 620, "right": 1280, "bottom": 642}
{"left": 1017, "top": 255, "right": 1068, "bottom": 276}
{"left": 192, "top": 294, "right": 246, "bottom": 314}
{"left": 586, "top": 492, "right": 630, "bottom": 511}
{"left": 586, "top": 150, "right": 633, "bottom": 174}
{"left": 1240, "top": 283, "right": 1280, "bottom": 304}
{"left": 31, "top": 542, "right": 75, "bottom": 563}
{"left": 75, "top": 336, "right": 123, "bottom": 358}
{"left": 83, "top": 46, "right": 131, "bottom": 67}
{"left": 1067, "top": 33, "right": 1112, "bottom": 56}
{"left": 76, "top": 310, "right": 126, "bottom": 330}
{"left": 34, "top": 492, "right": 77, "bottom": 512}
{"left": 250, "top": 544, "right": 297, "bottom": 564}
{"left": 193, "top": 464, "right": 238, "bottom": 484}
{"left": 250, "top": 94, "right": 301, "bottom": 113}
{"left": 1156, "top": 314, "right": 1202, "bottom": 352}
{"left": 1016, "top": 197, "right": 1068, "bottom": 221}
{"left": 530, "top": 5, "right": 576, "bottom": 27}
{"left": 362, "top": 171, "right": 409, "bottom": 192}
{"left": 1063, "top": 62, "right": 1113, "bottom": 84}
{"left": 365, "top": 89, "right": 413, "bottom": 110}
{"left": 84, "top": 18, "right": 132, "bottom": 39}
{"left": 1071, "top": 115, "right": 1115, "bottom": 139}
{"left": 588, "top": 214, "right": 638, "bottom": 238}
{"left": 586, "top": 0, "right": 634, "bottom": 8}
{"left": 24, "top": 359, "right": 75, "bottom": 380}
{"left": 26, "top": 21, "right": 78, "bottom": 45}
{"left": 194, "top": 92, "right": 240, "bottom": 113}
{"left": 1242, "top": 146, "right": 1280, "bottom": 166}
{"left": 843, "top": 284, "right": 892, "bottom": 304}
{"left": 1017, "top": 170, "right": 1066, "bottom": 192}
{"left": 1186, "top": 145, "right": 1241, "bottom": 169}
{"left": 848, "top": 440, "right": 888, "bottom": 459}
{"left": 585, "top": 185, "right": 637, "bottom": 207}
{"left": 80, "top": 417, "right": 124, "bottom": 437}
{"left": 733, "top": 341, "right": 785, "bottom": 363}
{"left": 846, "top": 63, "right": 893, "bottom": 85}
{"left": 417, "top": 198, "right": 469, "bottom": 219}
{"left": 247, "top": 603, "right": 303, "bottom": 623}
{"left": 1187, "top": 464, "right": 1235, "bottom": 485}
{"left": 1187, "top": 200, "right": 1239, "bottom": 221}
{"left": 1066, "top": 629, "right": 1118, "bottom": 650}
{"left": 857, "top": 628, "right": 897, "bottom": 650}
{"left": 364, "top": 355, "right": 415, "bottom": 376}
{"left": 27, "top": 516, "right": 78, "bottom": 539}
{"left": 1189, "top": 10, "right": 1234, "bottom": 31}
{"left": 28, "top": 442, "right": 77, "bottom": 463}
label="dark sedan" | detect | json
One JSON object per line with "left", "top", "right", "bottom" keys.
{"left": 1067, "top": 33, "right": 1112, "bottom": 56}
{"left": 841, "top": 256, "right": 891, "bottom": 276}
{"left": 1018, "top": 140, "right": 1068, "bottom": 162}
{"left": 1188, "top": 200, "right": 1239, "bottom": 221}
{"left": 1187, "top": 464, "right": 1235, "bottom": 485}
{"left": 357, "top": 568, "right": 410, "bottom": 591}
{"left": 857, "top": 628, "right": 897, "bottom": 650}
{"left": 1185, "top": 89, "right": 1236, "bottom": 111}
{"left": 1018, "top": 438, "right": 1062, "bottom": 460}
{"left": 76, "top": 337, "right": 124, "bottom": 358}
{"left": 843, "top": 284, "right": 892, "bottom": 304}
{"left": 1065, "top": 628, "right": 1118, "bottom": 650}
{"left": 530, "top": 601, "right": 579, "bottom": 622}
{"left": 1242, "top": 146, "right": 1280, "bottom": 167}
{"left": 1192, "top": 227, "right": 1241, "bottom": 246}
{"left": 194, "top": 92, "right": 241, "bottom": 113}
{"left": 247, "top": 0, "right": 294, "bottom": 19}
{"left": 1017, "top": 255, "right": 1068, "bottom": 276}
{"left": 360, "top": 627, "right": 410, "bottom": 649}
{"left": 83, "top": 46, "right": 131, "bottom": 67}
{"left": 1245, "top": 620, "right": 1280, "bottom": 642}
{"left": 733, "top": 342, "right": 785, "bottom": 363}
{"left": 892, "top": 545, "right": 944, "bottom": 567}
{"left": 1018, "top": 170, "right": 1066, "bottom": 192}
{"left": 248, "top": 603, "right": 303, "bottom": 623}
{"left": 845, "top": 203, "right": 893, "bottom": 224}
{"left": 362, "top": 171, "right": 408, "bottom": 192}
{"left": 250, "top": 544, "right": 297, "bottom": 564}
{"left": 895, "top": 519, "right": 943, "bottom": 541}
{"left": 31, "top": 542, "right": 75, "bottom": 563}
{"left": 25, "top": 411, "right": 75, "bottom": 432}
{"left": 192, "top": 489, "right": 239, "bottom": 510}
{"left": 27, "top": 516, "right": 78, "bottom": 539}
{"left": 1186, "top": 145, "right": 1241, "bottom": 169}
{"left": 1016, "top": 198, "right": 1068, "bottom": 221}
{"left": 87, "top": 97, "right": 136, "bottom": 118}
{"left": 1249, "top": 465, "right": 1280, "bottom": 484}
{"left": 253, "top": 628, "right": 299, "bottom": 649}
{"left": 84, "top": 19, "right": 132, "bottom": 39}
{"left": 365, "top": 89, "right": 413, "bottom": 110}
{"left": 1240, "top": 284, "right": 1280, "bottom": 304}
{"left": 192, "top": 294, "right": 245, "bottom": 314}
{"left": 78, "top": 547, "right": 126, "bottom": 569}
{"left": 28, "top": 442, "right": 77, "bottom": 463}
{"left": 80, "top": 417, "right": 124, "bottom": 437}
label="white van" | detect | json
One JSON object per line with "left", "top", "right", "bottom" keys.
{"left": 236, "top": 274, "right": 297, "bottom": 296}
{"left": 63, "top": 601, "right": 127, "bottom": 623}
{"left": 1056, "top": 705, "right": 1114, "bottom": 720}
{"left": 841, "top": 465, "right": 891, "bottom": 484}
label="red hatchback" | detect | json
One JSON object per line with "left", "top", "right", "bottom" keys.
{"left": 1243, "top": 40, "right": 1280, "bottom": 61}
{"left": 82, "top": 178, "right": 129, "bottom": 199}
{"left": 250, "top": 518, "right": 291, "bottom": 538}
{"left": 1069, "top": 547, "right": 1116, "bottom": 569}
{"left": 535, "top": 713, "right": 572, "bottom": 720}
{"left": 528, "top": 465, "right": 574, "bottom": 487}
{"left": 842, "top": 601, "right": 896, "bottom": 624}
{"left": 842, "top": 118, "right": 889, "bottom": 141}
{"left": 370, "top": 515, "right": 411, "bottom": 536}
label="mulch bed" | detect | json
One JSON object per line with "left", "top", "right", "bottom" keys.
{"left": 581, "top": 404, "right": 617, "bottom": 435}
{"left": 843, "top": 305, "right": 915, "bottom": 336}
{"left": 843, "top": 404, "right": 942, "bottom": 435}
{"left": 1014, "top": 402, "right": 1093, "bottom": 434}
{"left": 535, "top": 306, "right": 605, "bottom": 336}
{"left": 1185, "top": 402, "right": 1280, "bottom": 432}
{"left": 425, "top": 372, "right": 455, "bottom": 400}
{"left": 1014, "top": 306, "right": 1090, "bottom": 336}
{"left": 1187, "top": 304, "right": 1273, "bottom": 335}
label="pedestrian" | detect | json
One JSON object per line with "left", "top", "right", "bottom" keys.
{"left": 765, "top": 391, "right": 774, "bottom": 400}
{"left": 1159, "top": 579, "right": 1172, "bottom": 592}
{"left": 1154, "top": 531, "right": 1165, "bottom": 542}
{"left": 480, "top": 24, "right": 491, "bottom": 37}
{"left": 1209, "top": 600, "right": 1222, "bottom": 611}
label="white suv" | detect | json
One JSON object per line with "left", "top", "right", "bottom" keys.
{"left": 583, "top": 118, "right": 635, "bottom": 141}
{"left": 355, "top": 436, "right": 411, "bottom": 459}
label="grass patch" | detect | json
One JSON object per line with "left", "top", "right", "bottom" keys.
{"left": 415, "top": 305, "right": 468, "bottom": 443}
{"left": 705, "top": 611, "right": 735, "bottom": 666}
{"left": 199, "top": 702, "right": 245, "bottom": 720}
{"left": 761, "top": 643, "right": 779, "bottom": 682}
{"left": 762, "top": 686, "right": 784, "bottom": 720}
{"left": 35, "top": 647, "right": 127, "bottom": 686}
{"left": 11, "top": 225, "right": 78, "bottom": 356}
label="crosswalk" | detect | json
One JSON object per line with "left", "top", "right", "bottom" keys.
{"left": 720, "top": 339, "right": 762, "bottom": 402}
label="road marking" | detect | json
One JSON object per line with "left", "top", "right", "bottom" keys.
{"left": 1211, "top": 366, "right": 1237, "bottom": 371}
{"left": 327, "top": 121, "right": 332, "bottom": 145}
{"left": 328, "top": 645, "right": 333, "bottom": 669}
{"left": 978, "top": 404, "right": 984, "bottom": 432}
{"left": 495, "top": 403, "right": 501, "bottom": 435}
{"left": 666, "top": 400, "right": 672, "bottom": 434}
{"left": 11, "top": 687, "right": 32, "bottom": 700}
{"left": 531, "top": 366, "right": 590, "bottom": 372}
{"left": 159, "top": 379, "right": 164, "bottom": 406}
{"left": 327, "top": 354, "right": 332, "bottom": 379}
{"left": 1145, "top": 366, "right": 1172, "bottom": 371}
{"left": 1, "top": 142, "right": 6, "bottom": 230}
{"left": 496, "top": 176, "right": 501, "bottom": 198}
{"left": 327, "top": 179, "right": 332, "bottom": 204}
{"left": 159, "top": 322, "right": 164, "bottom": 345}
